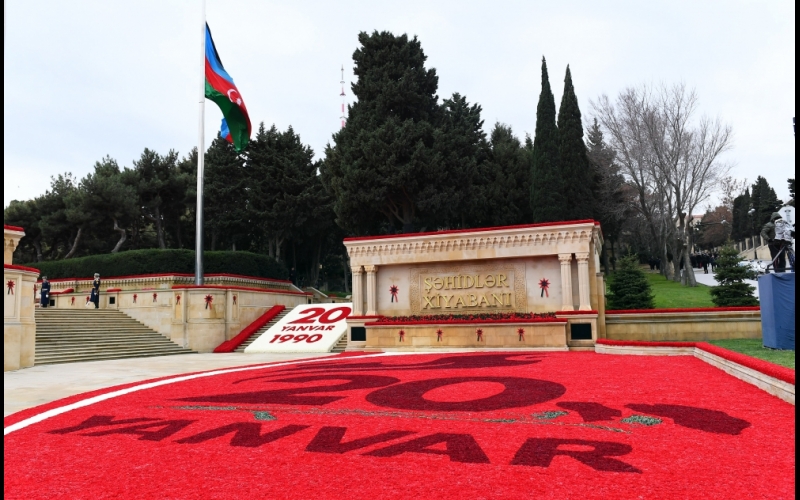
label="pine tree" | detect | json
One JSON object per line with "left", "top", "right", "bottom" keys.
{"left": 530, "top": 57, "right": 564, "bottom": 223}
{"left": 204, "top": 135, "right": 247, "bottom": 250}
{"left": 606, "top": 255, "right": 655, "bottom": 310}
{"left": 481, "top": 123, "right": 532, "bottom": 226}
{"left": 750, "top": 176, "right": 781, "bottom": 235}
{"left": 710, "top": 244, "right": 759, "bottom": 306}
{"left": 322, "top": 31, "right": 444, "bottom": 234}
{"left": 557, "top": 65, "right": 595, "bottom": 220}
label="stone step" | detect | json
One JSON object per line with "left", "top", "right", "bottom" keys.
{"left": 330, "top": 334, "right": 348, "bottom": 353}
{"left": 35, "top": 350, "right": 194, "bottom": 365}
{"left": 36, "top": 339, "right": 183, "bottom": 348}
{"left": 235, "top": 311, "right": 289, "bottom": 353}
{"left": 34, "top": 308, "right": 194, "bottom": 366}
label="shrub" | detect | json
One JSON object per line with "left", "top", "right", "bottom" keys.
{"left": 710, "top": 244, "right": 759, "bottom": 307}
{"left": 607, "top": 255, "right": 655, "bottom": 310}
{"left": 22, "top": 249, "right": 288, "bottom": 280}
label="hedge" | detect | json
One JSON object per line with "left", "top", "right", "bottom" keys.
{"left": 22, "top": 249, "right": 289, "bottom": 280}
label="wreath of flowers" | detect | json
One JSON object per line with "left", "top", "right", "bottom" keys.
{"left": 398, "top": 329, "right": 405, "bottom": 342}
{"left": 436, "top": 329, "right": 443, "bottom": 342}
{"left": 152, "top": 293, "right": 158, "bottom": 302}
{"left": 518, "top": 327, "right": 525, "bottom": 341}
{"left": 6, "top": 280, "right": 15, "bottom": 295}
{"left": 204, "top": 295, "right": 214, "bottom": 309}
{"left": 476, "top": 328, "right": 484, "bottom": 342}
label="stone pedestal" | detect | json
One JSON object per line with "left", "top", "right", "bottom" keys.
{"left": 4, "top": 266, "right": 38, "bottom": 371}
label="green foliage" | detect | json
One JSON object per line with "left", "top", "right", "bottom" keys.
{"left": 749, "top": 176, "right": 782, "bottom": 235}
{"left": 204, "top": 136, "right": 247, "bottom": 250}
{"left": 480, "top": 123, "right": 532, "bottom": 226}
{"left": 788, "top": 178, "right": 795, "bottom": 207}
{"left": 710, "top": 244, "right": 759, "bottom": 306}
{"left": 433, "top": 93, "right": 489, "bottom": 228}
{"left": 708, "top": 339, "right": 794, "bottom": 368}
{"left": 607, "top": 255, "right": 655, "bottom": 310}
{"left": 556, "top": 66, "right": 595, "bottom": 220}
{"left": 530, "top": 57, "right": 564, "bottom": 223}
{"left": 731, "top": 189, "right": 752, "bottom": 240}
{"left": 23, "top": 249, "right": 288, "bottom": 281}
{"left": 323, "top": 31, "right": 444, "bottom": 234}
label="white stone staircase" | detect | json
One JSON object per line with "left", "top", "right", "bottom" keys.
{"left": 34, "top": 308, "right": 194, "bottom": 365}
{"left": 330, "top": 333, "right": 348, "bottom": 353}
{"left": 234, "top": 310, "right": 290, "bottom": 352}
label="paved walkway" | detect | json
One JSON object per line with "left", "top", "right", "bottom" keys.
{"left": 691, "top": 268, "right": 761, "bottom": 299}
{"left": 4, "top": 352, "right": 335, "bottom": 417}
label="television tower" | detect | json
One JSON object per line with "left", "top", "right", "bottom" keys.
{"left": 339, "top": 65, "right": 347, "bottom": 129}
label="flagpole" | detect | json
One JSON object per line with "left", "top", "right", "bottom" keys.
{"left": 194, "top": 0, "right": 206, "bottom": 286}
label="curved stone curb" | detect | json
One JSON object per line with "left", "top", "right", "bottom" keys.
{"left": 596, "top": 342, "right": 794, "bottom": 405}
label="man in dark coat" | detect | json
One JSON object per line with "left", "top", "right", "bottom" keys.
{"left": 90, "top": 273, "right": 101, "bottom": 309}
{"left": 40, "top": 276, "right": 51, "bottom": 308}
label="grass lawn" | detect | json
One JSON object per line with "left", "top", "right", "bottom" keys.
{"left": 644, "top": 272, "right": 716, "bottom": 308}
{"left": 708, "top": 339, "right": 795, "bottom": 369}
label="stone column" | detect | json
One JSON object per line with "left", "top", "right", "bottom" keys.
{"left": 364, "top": 265, "right": 378, "bottom": 316}
{"left": 558, "top": 253, "right": 574, "bottom": 311}
{"left": 351, "top": 266, "right": 364, "bottom": 316}
{"left": 576, "top": 252, "right": 592, "bottom": 311}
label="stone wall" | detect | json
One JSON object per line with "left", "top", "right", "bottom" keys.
{"left": 45, "top": 285, "right": 310, "bottom": 353}
{"left": 4, "top": 265, "right": 39, "bottom": 371}
{"left": 365, "top": 321, "right": 568, "bottom": 351}
{"left": 604, "top": 309, "right": 762, "bottom": 342}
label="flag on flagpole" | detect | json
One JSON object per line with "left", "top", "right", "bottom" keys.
{"left": 204, "top": 24, "right": 251, "bottom": 151}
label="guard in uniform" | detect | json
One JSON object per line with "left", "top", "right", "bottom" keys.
{"left": 90, "top": 273, "right": 101, "bottom": 309}
{"left": 40, "top": 276, "right": 51, "bottom": 308}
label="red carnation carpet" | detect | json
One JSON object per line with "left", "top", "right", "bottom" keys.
{"left": 4, "top": 352, "right": 795, "bottom": 499}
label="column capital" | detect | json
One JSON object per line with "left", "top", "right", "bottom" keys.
{"left": 558, "top": 253, "right": 573, "bottom": 263}
{"left": 351, "top": 265, "right": 364, "bottom": 276}
{"left": 575, "top": 252, "right": 590, "bottom": 262}
{"left": 363, "top": 265, "right": 378, "bottom": 274}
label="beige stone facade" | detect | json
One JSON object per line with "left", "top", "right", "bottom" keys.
{"left": 344, "top": 221, "right": 604, "bottom": 350}
{"left": 39, "top": 279, "right": 310, "bottom": 353}
{"left": 4, "top": 225, "right": 38, "bottom": 371}
{"left": 605, "top": 310, "right": 762, "bottom": 342}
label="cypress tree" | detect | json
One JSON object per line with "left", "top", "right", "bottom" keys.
{"left": 530, "top": 57, "right": 564, "bottom": 223}
{"left": 710, "top": 244, "right": 759, "bottom": 306}
{"left": 557, "top": 66, "right": 595, "bottom": 220}
{"left": 606, "top": 255, "right": 655, "bottom": 310}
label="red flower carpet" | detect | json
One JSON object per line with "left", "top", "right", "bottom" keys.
{"left": 4, "top": 352, "right": 795, "bottom": 499}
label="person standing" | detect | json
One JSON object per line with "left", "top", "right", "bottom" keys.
{"left": 762, "top": 212, "right": 794, "bottom": 273}
{"left": 90, "top": 273, "right": 101, "bottom": 309}
{"left": 40, "top": 276, "right": 51, "bottom": 308}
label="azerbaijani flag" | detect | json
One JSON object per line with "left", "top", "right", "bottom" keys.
{"left": 205, "top": 24, "right": 251, "bottom": 152}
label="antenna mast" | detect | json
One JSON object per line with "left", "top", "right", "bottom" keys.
{"left": 340, "top": 65, "right": 347, "bottom": 129}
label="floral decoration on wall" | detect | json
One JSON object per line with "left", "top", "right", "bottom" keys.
{"left": 538, "top": 278, "right": 550, "bottom": 298}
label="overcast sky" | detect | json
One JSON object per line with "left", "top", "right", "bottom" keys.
{"left": 4, "top": 0, "right": 795, "bottom": 208}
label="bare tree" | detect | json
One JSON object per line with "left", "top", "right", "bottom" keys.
{"left": 593, "top": 83, "right": 733, "bottom": 286}
{"left": 719, "top": 176, "right": 748, "bottom": 212}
